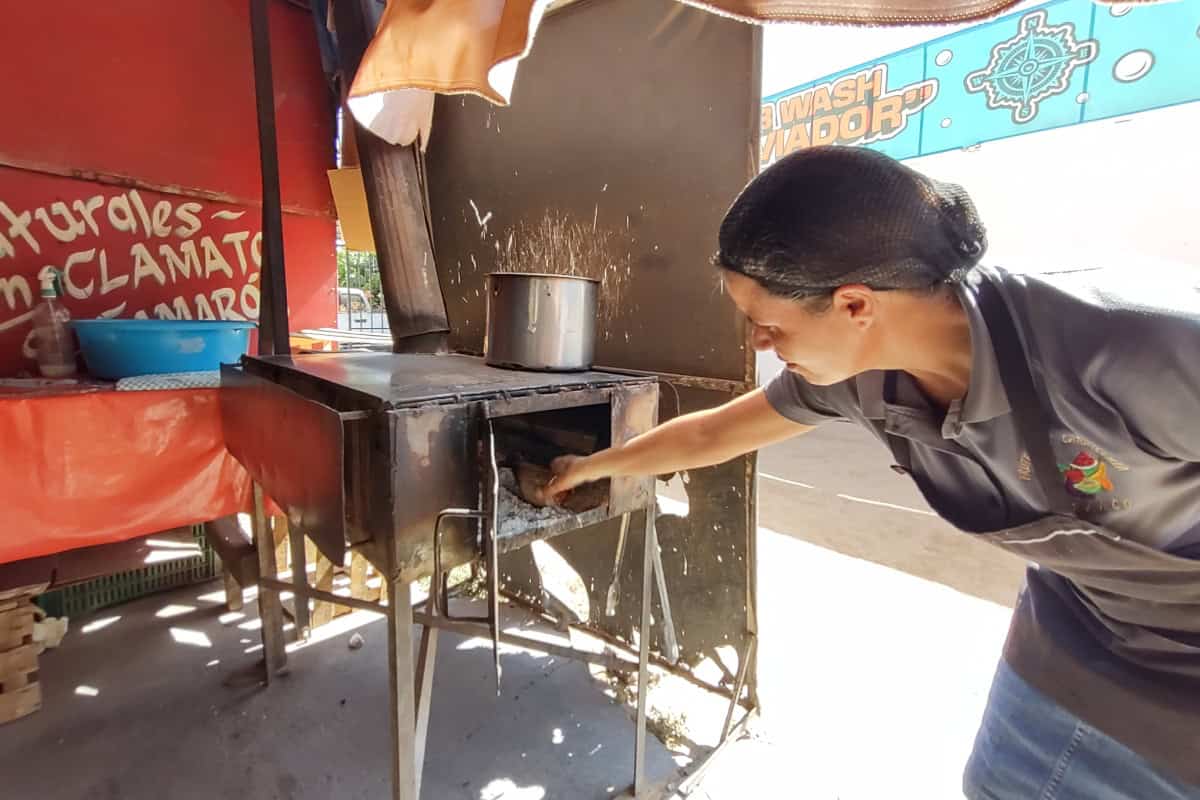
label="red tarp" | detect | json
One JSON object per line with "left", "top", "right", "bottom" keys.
{"left": 0, "top": 389, "right": 253, "bottom": 563}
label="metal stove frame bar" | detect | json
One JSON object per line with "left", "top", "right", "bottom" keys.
{"left": 251, "top": 483, "right": 664, "bottom": 800}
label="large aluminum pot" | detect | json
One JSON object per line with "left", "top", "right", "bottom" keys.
{"left": 484, "top": 272, "right": 598, "bottom": 371}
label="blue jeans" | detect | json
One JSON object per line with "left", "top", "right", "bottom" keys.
{"left": 963, "top": 661, "right": 1200, "bottom": 800}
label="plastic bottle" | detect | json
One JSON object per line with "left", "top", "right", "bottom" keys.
{"left": 32, "top": 270, "right": 77, "bottom": 378}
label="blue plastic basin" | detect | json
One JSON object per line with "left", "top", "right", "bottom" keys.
{"left": 72, "top": 319, "right": 255, "bottom": 380}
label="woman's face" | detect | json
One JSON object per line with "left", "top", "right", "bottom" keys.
{"left": 723, "top": 270, "right": 879, "bottom": 386}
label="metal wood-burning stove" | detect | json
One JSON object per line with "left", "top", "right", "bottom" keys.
{"left": 221, "top": 352, "right": 672, "bottom": 799}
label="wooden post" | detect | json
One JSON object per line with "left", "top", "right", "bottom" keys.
{"left": 253, "top": 484, "right": 287, "bottom": 679}
{"left": 272, "top": 515, "right": 289, "bottom": 572}
{"left": 286, "top": 518, "right": 310, "bottom": 638}
{"left": 311, "top": 553, "right": 336, "bottom": 629}
{"left": 350, "top": 553, "right": 368, "bottom": 598}
{"left": 339, "top": 552, "right": 373, "bottom": 618}
{"left": 223, "top": 569, "right": 244, "bottom": 613}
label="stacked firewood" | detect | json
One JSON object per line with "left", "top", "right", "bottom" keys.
{"left": 0, "top": 586, "right": 42, "bottom": 724}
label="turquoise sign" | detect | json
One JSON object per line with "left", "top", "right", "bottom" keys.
{"left": 760, "top": 0, "right": 1200, "bottom": 167}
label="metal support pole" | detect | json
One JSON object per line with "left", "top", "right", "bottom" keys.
{"left": 252, "top": 484, "right": 287, "bottom": 679}
{"left": 721, "top": 633, "right": 756, "bottom": 744}
{"left": 257, "top": 572, "right": 640, "bottom": 673}
{"left": 287, "top": 521, "right": 310, "bottom": 639}
{"left": 634, "top": 508, "right": 655, "bottom": 796}
{"left": 651, "top": 532, "right": 679, "bottom": 664}
{"left": 386, "top": 575, "right": 419, "bottom": 800}
{"left": 248, "top": 0, "right": 290, "bottom": 356}
{"left": 676, "top": 708, "right": 758, "bottom": 797}
{"left": 411, "top": 613, "right": 637, "bottom": 673}
{"left": 485, "top": 421, "right": 503, "bottom": 695}
{"left": 256, "top": 577, "right": 379, "bottom": 614}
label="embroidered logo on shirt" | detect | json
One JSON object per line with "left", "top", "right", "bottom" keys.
{"left": 1060, "top": 434, "right": 1131, "bottom": 472}
{"left": 1017, "top": 452, "right": 1033, "bottom": 481}
{"left": 1058, "top": 451, "right": 1113, "bottom": 497}
{"left": 1017, "top": 436, "right": 1133, "bottom": 513}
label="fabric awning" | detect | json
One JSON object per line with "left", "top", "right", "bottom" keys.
{"left": 342, "top": 0, "right": 1137, "bottom": 146}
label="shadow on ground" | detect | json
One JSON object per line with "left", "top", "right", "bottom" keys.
{"left": 0, "top": 582, "right": 677, "bottom": 800}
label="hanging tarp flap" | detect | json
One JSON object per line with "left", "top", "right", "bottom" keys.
{"left": 344, "top": 0, "right": 1042, "bottom": 148}
{"left": 346, "top": 0, "right": 553, "bottom": 145}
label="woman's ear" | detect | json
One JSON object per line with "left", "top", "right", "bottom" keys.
{"left": 832, "top": 284, "right": 878, "bottom": 328}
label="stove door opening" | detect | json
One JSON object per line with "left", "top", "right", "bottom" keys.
{"left": 491, "top": 402, "right": 613, "bottom": 521}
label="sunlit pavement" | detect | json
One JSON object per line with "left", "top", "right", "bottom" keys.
{"left": 651, "top": 490, "right": 1012, "bottom": 799}
{"left": 0, "top": 582, "right": 677, "bottom": 800}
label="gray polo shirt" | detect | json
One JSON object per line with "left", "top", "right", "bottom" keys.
{"left": 765, "top": 265, "right": 1200, "bottom": 550}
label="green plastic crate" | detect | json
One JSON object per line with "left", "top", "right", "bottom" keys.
{"left": 37, "top": 526, "right": 219, "bottom": 619}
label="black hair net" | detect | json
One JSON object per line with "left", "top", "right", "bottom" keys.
{"left": 716, "top": 146, "right": 987, "bottom": 298}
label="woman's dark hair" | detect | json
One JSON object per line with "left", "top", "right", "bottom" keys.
{"left": 715, "top": 146, "right": 987, "bottom": 301}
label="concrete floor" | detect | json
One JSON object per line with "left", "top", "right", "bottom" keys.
{"left": 748, "top": 515, "right": 1014, "bottom": 799}
{"left": 0, "top": 587, "right": 678, "bottom": 800}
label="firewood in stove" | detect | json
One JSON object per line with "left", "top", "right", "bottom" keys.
{"left": 494, "top": 417, "right": 600, "bottom": 466}
{"left": 515, "top": 462, "right": 608, "bottom": 513}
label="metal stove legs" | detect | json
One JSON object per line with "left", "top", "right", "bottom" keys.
{"left": 413, "top": 622, "right": 439, "bottom": 799}
{"left": 413, "top": 537, "right": 443, "bottom": 800}
{"left": 651, "top": 527, "right": 679, "bottom": 666}
{"left": 390, "top": 583, "right": 441, "bottom": 800}
{"left": 610, "top": 508, "right": 679, "bottom": 667}
{"left": 249, "top": 484, "right": 663, "bottom": 798}
{"left": 429, "top": 417, "right": 503, "bottom": 695}
{"left": 484, "top": 420, "right": 502, "bottom": 694}
{"left": 386, "top": 529, "right": 445, "bottom": 800}
{"left": 385, "top": 575, "right": 420, "bottom": 800}
{"left": 249, "top": 484, "right": 429, "bottom": 800}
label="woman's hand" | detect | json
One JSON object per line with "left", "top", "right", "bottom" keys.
{"left": 537, "top": 454, "right": 592, "bottom": 506}
{"left": 534, "top": 388, "right": 811, "bottom": 506}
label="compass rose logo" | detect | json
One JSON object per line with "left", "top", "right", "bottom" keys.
{"left": 964, "top": 10, "right": 1098, "bottom": 124}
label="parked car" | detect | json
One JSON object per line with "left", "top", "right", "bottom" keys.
{"left": 336, "top": 287, "right": 387, "bottom": 331}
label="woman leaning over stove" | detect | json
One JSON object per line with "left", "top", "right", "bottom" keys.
{"left": 538, "top": 146, "right": 1200, "bottom": 800}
